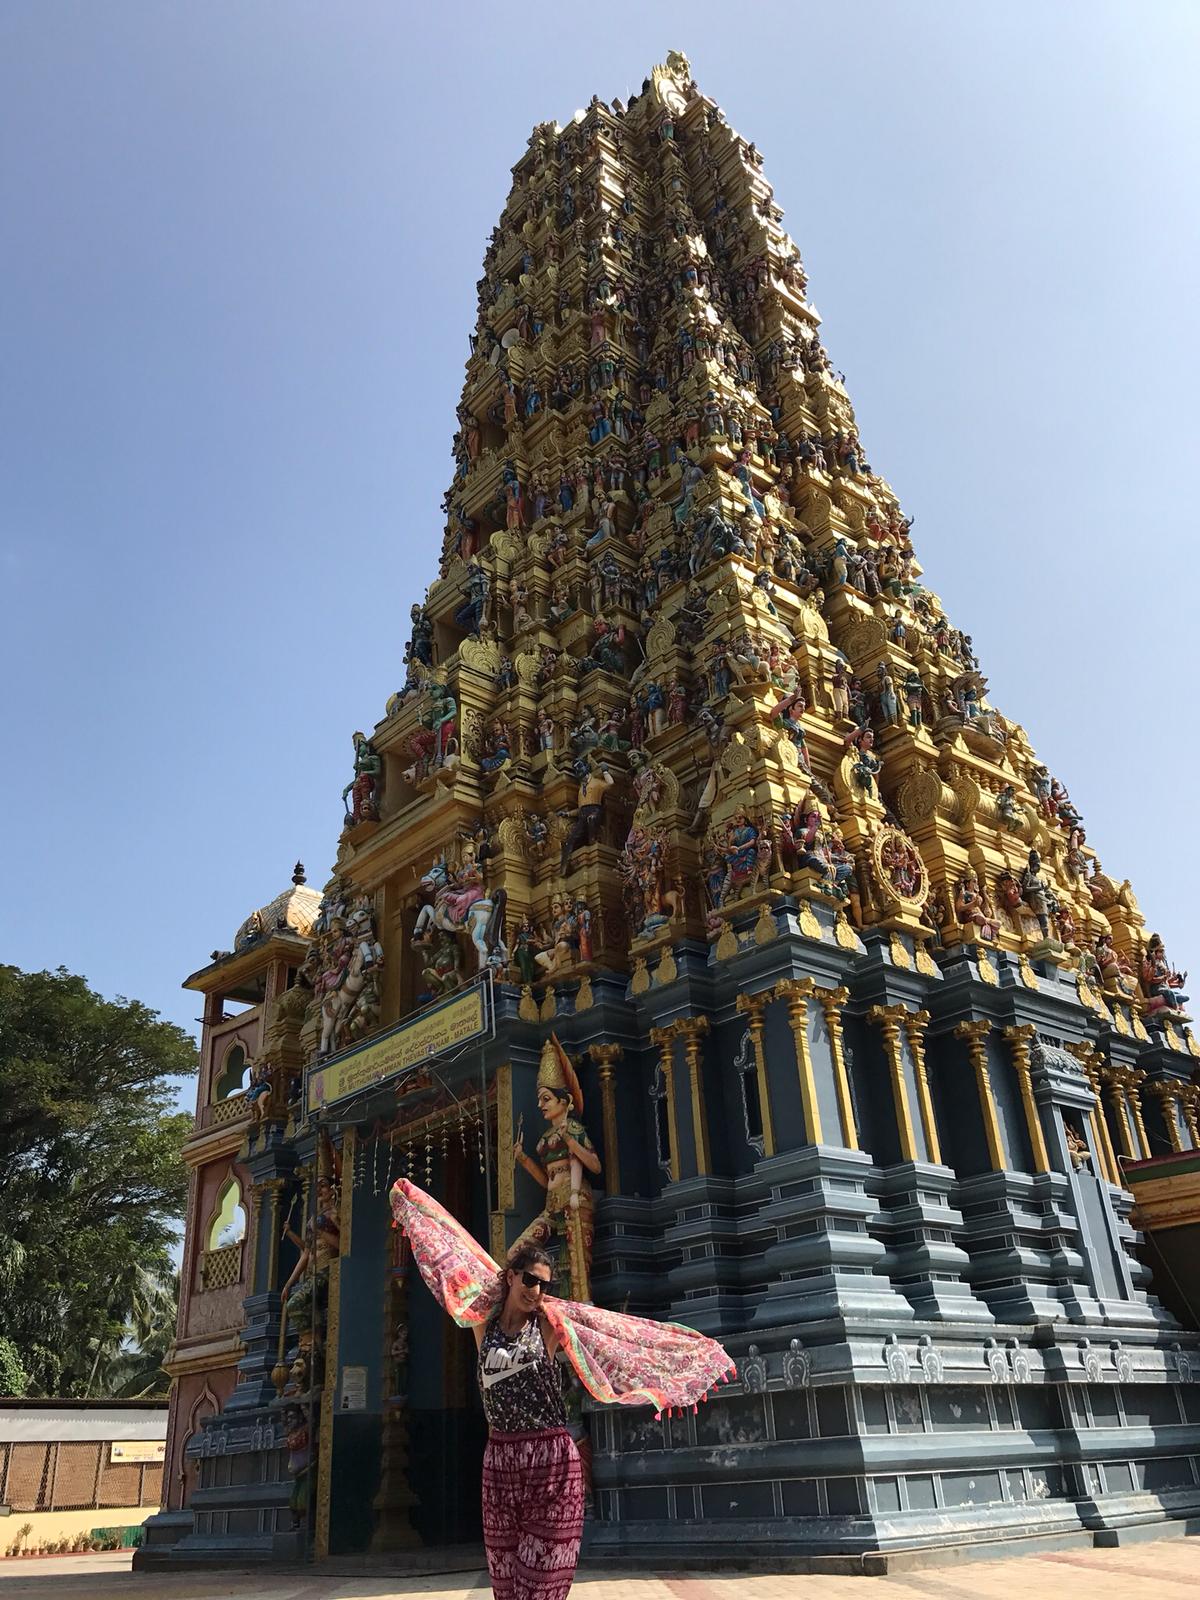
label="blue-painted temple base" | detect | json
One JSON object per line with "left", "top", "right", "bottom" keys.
{"left": 143, "top": 928, "right": 1200, "bottom": 1566}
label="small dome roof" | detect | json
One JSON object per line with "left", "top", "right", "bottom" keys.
{"left": 233, "top": 863, "right": 322, "bottom": 953}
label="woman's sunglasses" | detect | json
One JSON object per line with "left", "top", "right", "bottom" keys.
{"left": 519, "top": 1270, "right": 553, "bottom": 1292}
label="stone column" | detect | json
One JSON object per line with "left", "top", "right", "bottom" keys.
{"left": 867, "top": 1004, "right": 917, "bottom": 1162}
{"left": 371, "top": 1224, "right": 420, "bottom": 1552}
{"left": 816, "top": 985, "right": 857, "bottom": 1151}
{"left": 954, "top": 1020, "right": 1004, "bottom": 1171}
{"left": 648, "top": 1025, "right": 682, "bottom": 1183}
{"left": 493, "top": 1061, "right": 515, "bottom": 1257}
{"left": 1102, "top": 1067, "right": 1137, "bottom": 1162}
{"left": 588, "top": 1043, "right": 625, "bottom": 1193}
{"left": 1002, "top": 1025, "right": 1050, "bottom": 1173}
{"left": 252, "top": 1177, "right": 285, "bottom": 1292}
{"left": 1149, "top": 1083, "right": 1185, "bottom": 1153}
{"left": 778, "top": 979, "right": 824, "bottom": 1146}
{"left": 866, "top": 1007, "right": 986, "bottom": 1322}
{"left": 905, "top": 1009, "right": 942, "bottom": 1166}
{"left": 734, "top": 994, "right": 776, "bottom": 1157}
{"left": 1063, "top": 1044, "right": 1120, "bottom": 1186}
{"left": 1182, "top": 1088, "right": 1200, "bottom": 1149}
{"left": 1127, "top": 1069, "right": 1152, "bottom": 1159}
{"left": 677, "top": 1016, "right": 712, "bottom": 1175}
{"left": 315, "top": 1128, "right": 354, "bottom": 1561}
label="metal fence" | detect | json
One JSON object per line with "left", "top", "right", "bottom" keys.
{"left": 0, "top": 1442, "right": 163, "bottom": 1512}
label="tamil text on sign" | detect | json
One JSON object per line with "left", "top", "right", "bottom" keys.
{"left": 307, "top": 985, "right": 488, "bottom": 1113}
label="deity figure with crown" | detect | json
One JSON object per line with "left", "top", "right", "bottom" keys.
{"left": 1141, "top": 933, "right": 1191, "bottom": 1020}
{"left": 510, "top": 1035, "right": 601, "bottom": 1301}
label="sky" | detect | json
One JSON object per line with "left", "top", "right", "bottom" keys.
{"left": 2, "top": 2, "right": 1199, "bottom": 1067}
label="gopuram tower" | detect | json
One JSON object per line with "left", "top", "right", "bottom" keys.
{"left": 144, "top": 53, "right": 1200, "bottom": 1569}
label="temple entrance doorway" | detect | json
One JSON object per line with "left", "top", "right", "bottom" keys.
{"left": 398, "top": 1137, "right": 490, "bottom": 1548}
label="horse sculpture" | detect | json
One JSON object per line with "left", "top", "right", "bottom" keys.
{"left": 318, "top": 939, "right": 380, "bottom": 1058}
{"left": 411, "top": 855, "right": 508, "bottom": 972}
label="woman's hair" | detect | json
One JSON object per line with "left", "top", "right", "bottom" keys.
{"left": 541, "top": 1085, "right": 572, "bottom": 1105}
{"left": 506, "top": 1244, "right": 555, "bottom": 1280}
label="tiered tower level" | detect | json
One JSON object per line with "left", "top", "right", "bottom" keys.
{"left": 372, "top": 53, "right": 1192, "bottom": 1027}
{"left": 151, "top": 55, "right": 1200, "bottom": 1569}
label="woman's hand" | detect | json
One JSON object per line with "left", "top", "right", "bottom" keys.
{"left": 569, "top": 1190, "right": 581, "bottom": 1211}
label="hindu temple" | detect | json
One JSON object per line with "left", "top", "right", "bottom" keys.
{"left": 139, "top": 54, "right": 1200, "bottom": 1570}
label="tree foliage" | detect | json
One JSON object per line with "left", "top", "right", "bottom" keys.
{"left": 0, "top": 966, "right": 196, "bottom": 1396}
{"left": 0, "top": 1338, "right": 27, "bottom": 1397}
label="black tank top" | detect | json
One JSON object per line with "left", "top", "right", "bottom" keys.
{"left": 478, "top": 1315, "right": 567, "bottom": 1433}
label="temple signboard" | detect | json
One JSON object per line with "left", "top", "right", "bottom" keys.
{"left": 306, "top": 982, "right": 489, "bottom": 1114}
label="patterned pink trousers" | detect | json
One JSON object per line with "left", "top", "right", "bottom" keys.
{"left": 482, "top": 1427, "right": 584, "bottom": 1600}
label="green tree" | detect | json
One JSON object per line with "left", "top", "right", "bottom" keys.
{"left": 98, "top": 1266, "right": 181, "bottom": 1399}
{"left": 0, "top": 1337, "right": 28, "bottom": 1396}
{"left": 0, "top": 966, "right": 196, "bottom": 1396}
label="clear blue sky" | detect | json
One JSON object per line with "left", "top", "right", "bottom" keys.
{"left": 3, "top": 2, "right": 1198, "bottom": 1051}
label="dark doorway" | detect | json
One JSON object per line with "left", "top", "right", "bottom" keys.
{"left": 405, "top": 1139, "right": 490, "bottom": 1545}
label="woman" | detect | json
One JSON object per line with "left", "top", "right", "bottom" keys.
{"left": 391, "top": 1172, "right": 735, "bottom": 1600}
{"left": 473, "top": 1243, "right": 581, "bottom": 1600}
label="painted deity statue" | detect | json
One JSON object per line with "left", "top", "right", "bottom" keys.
{"left": 711, "top": 807, "right": 772, "bottom": 906}
{"left": 421, "top": 681, "right": 459, "bottom": 766}
{"left": 281, "top": 1147, "right": 343, "bottom": 1335}
{"left": 1141, "top": 934, "right": 1190, "bottom": 1018}
{"left": 618, "top": 821, "right": 682, "bottom": 938}
{"left": 342, "top": 732, "right": 381, "bottom": 825}
{"left": 1094, "top": 933, "right": 1138, "bottom": 999}
{"left": 1019, "top": 849, "right": 1055, "bottom": 942}
{"left": 418, "top": 931, "right": 464, "bottom": 1000}
{"left": 511, "top": 1035, "right": 601, "bottom": 1302}
{"left": 411, "top": 852, "right": 508, "bottom": 971}
{"left": 313, "top": 894, "right": 384, "bottom": 1058}
{"left": 534, "top": 895, "right": 582, "bottom": 977}
{"left": 559, "top": 759, "right": 614, "bottom": 875}
{"left": 954, "top": 872, "right": 999, "bottom": 943}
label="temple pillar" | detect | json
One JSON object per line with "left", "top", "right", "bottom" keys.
{"left": 648, "top": 1025, "right": 682, "bottom": 1183}
{"left": 1182, "top": 1087, "right": 1200, "bottom": 1149}
{"left": 677, "top": 1016, "right": 712, "bottom": 1175}
{"left": 314, "top": 1129, "right": 353, "bottom": 1560}
{"left": 905, "top": 1009, "right": 942, "bottom": 1166}
{"left": 1102, "top": 1066, "right": 1138, "bottom": 1163}
{"left": 954, "top": 1020, "right": 1005, "bottom": 1171}
{"left": 1003, "top": 1024, "right": 1051, "bottom": 1174}
{"left": 1062, "top": 1043, "right": 1121, "bottom": 1186}
{"left": 588, "top": 1043, "right": 625, "bottom": 1194}
{"left": 777, "top": 978, "right": 823, "bottom": 1146}
{"left": 371, "top": 1224, "right": 420, "bottom": 1552}
{"left": 490, "top": 1061, "right": 515, "bottom": 1258}
{"left": 1148, "top": 1082, "right": 1185, "bottom": 1154}
{"left": 867, "top": 1005, "right": 986, "bottom": 1323}
{"left": 734, "top": 993, "right": 776, "bottom": 1157}
{"left": 816, "top": 985, "right": 857, "bottom": 1151}
{"left": 1128, "top": 1069, "right": 1152, "bottom": 1159}
{"left": 867, "top": 1004, "right": 918, "bottom": 1162}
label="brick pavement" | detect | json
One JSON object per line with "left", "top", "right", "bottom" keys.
{"left": 0, "top": 1540, "right": 1196, "bottom": 1600}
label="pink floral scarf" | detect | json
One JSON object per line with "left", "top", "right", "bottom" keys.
{"left": 390, "top": 1178, "right": 736, "bottom": 1417}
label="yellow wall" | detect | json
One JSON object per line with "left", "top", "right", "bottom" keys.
{"left": 2, "top": 1506, "right": 150, "bottom": 1554}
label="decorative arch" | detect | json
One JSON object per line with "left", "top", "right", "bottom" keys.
{"left": 206, "top": 1172, "right": 247, "bottom": 1251}
{"left": 212, "top": 1038, "right": 252, "bottom": 1102}
{"left": 177, "top": 1381, "right": 219, "bottom": 1508}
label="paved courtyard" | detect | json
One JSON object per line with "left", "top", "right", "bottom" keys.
{"left": 0, "top": 1538, "right": 1197, "bottom": 1600}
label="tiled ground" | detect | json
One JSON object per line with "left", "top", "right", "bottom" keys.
{"left": 0, "top": 1540, "right": 1197, "bottom": 1599}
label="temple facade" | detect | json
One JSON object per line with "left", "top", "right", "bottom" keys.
{"left": 140, "top": 55, "right": 1200, "bottom": 1569}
